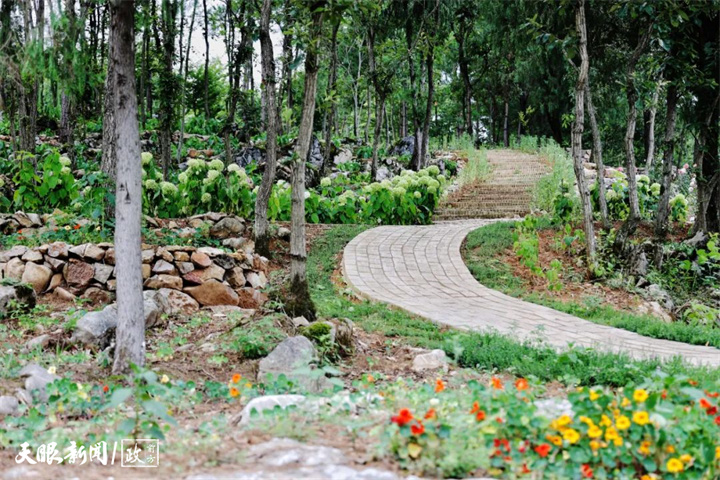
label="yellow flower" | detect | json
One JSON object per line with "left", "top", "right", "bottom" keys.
{"left": 229, "top": 387, "right": 240, "bottom": 397}
{"left": 612, "top": 436, "right": 623, "bottom": 447}
{"left": 600, "top": 415, "right": 613, "bottom": 427}
{"left": 621, "top": 397, "right": 631, "bottom": 408}
{"left": 47, "top": 366, "right": 57, "bottom": 375}
{"left": 633, "top": 389, "right": 649, "bottom": 403}
{"left": 715, "top": 446, "right": 720, "bottom": 460}
{"left": 546, "top": 434, "right": 563, "bottom": 447}
{"left": 160, "top": 374, "right": 169, "bottom": 384}
{"left": 679, "top": 454, "right": 693, "bottom": 464}
{"left": 589, "top": 390, "right": 601, "bottom": 401}
{"left": 604, "top": 427, "right": 619, "bottom": 442}
{"left": 64, "top": 225, "right": 71, "bottom": 231}
{"left": 562, "top": 428, "right": 580, "bottom": 444}
{"left": 587, "top": 425, "right": 603, "bottom": 439}
{"left": 633, "top": 411, "right": 650, "bottom": 426}
{"left": 78, "top": 391, "right": 88, "bottom": 400}
{"left": 616, "top": 415, "right": 631, "bottom": 430}
{"left": 638, "top": 440, "right": 651, "bottom": 455}
{"left": 589, "top": 440, "right": 604, "bottom": 451}
{"left": 666, "top": 445, "right": 676, "bottom": 454}
{"left": 244, "top": 382, "right": 252, "bottom": 389}
{"left": 666, "top": 457, "right": 684, "bottom": 474}
{"left": 555, "top": 415, "right": 572, "bottom": 427}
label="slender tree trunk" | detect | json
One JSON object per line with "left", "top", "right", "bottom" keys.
{"left": 371, "top": 96, "right": 385, "bottom": 180}
{"left": 654, "top": 84, "right": 678, "bottom": 240}
{"left": 59, "top": 0, "right": 77, "bottom": 147}
{"left": 176, "top": 0, "right": 197, "bottom": 164}
{"left": 401, "top": 100, "right": 407, "bottom": 138}
{"left": 320, "top": 19, "right": 340, "bottom": 178}
{"left": 110, "top": 0, "right": 144, "bottom": 374}
{"left": 614, "top": 25, "right": 652, "bottom": 252}
{"left": 585, "top": 81, "right": 609, "bottom": 228}
{"left": 418, "top": 42, "right": 435, "bottom": 169}
{"left": 288, "top": 2, "right": 323, "bottom": 320}
{"left": 457, "top": 20, "right": 473, "bottom": 136}
{"left": 159, "top": 0, "right": 178, "bottom": 179}
{"left": 202, "top": 0, "right": 209, "bottom": 118}
{"left": 502, "top": 94, "right": 509, "bottom": 148}
{"left": 101, "top": 17, "right": 117, "bottom": 180}
{"left": 573, "top": 0, "right": 596, "bottom": 264}
{"left": 255, "top": 0, "right": 277, "bottom": 257}
{"left": 645, "top": 83, "right": 660, "bottom": 171}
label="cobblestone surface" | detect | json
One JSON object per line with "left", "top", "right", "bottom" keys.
{"left": 343, "top": 219, "right": 720, "bottom": 367}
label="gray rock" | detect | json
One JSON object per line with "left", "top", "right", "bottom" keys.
{"left": 0, "top": 284, "right": 37, "bottom": 316}
{"left": 292, "top": 316, "right": 310, "bottom": 328}
{"left": 238, "top": 395, "right": 307, "bottom": 425}
{"left": 4, "top": 257, "right": 25, "bottom": 280}
{"left": 412, "top": 349, "right": 448, "bottom": 372}
{"left": 245, "top": 438, "right": 346, "bottom": 467}
{"left": 277, "top": 227, "right": 291, "bottom": 240}
{"left": 0, "top": 245, "right": 28, "bottom": 262}
{"left": 155, "top": 288, "right": 199, "bottom": 316}
{"left": 152, "top": 259, "right": 176, "bottom": 274}
{"left": 71, "top": 304, "right": 118, "bottom": 348}
{"left": 0, "top": 395, "right": 19, "bottom": 416}
{"left": 646, "top": 284, "right": 674, "bottom": 310}
{"left": 534, "top": 398, "right": 574, "bottom": 419}
{"left": 257, "top": 336, "right": 332, "bottom": 394}
{"left": 210, "top": 216, "right": 245, "bottom": 239}
{"left": 93, "top": 263, "right": 115, "bottom": 284}
{"left": 21, "top": 262, "right": 53, "bottom": 293}
{"left": 638, "top": 301, "right": 673, "bottom": 323}
{"left": 20, "top": 250, "right": 43, "bottom": 263}
{"left": 25, "top": 334, "right": 50, "bottom": 351}
{"left": 19, "top": 363, "right": 59, "bottom": 402}
{"left": 246, "top": 271, "right": 267, "bottom": 289}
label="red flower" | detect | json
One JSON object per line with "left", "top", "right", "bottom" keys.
{"left": 391, "top": 408, "right": 414, "bottom": 426}
{"left": 715, "top": 415, "right": 720, "bottom": 426}
{"left": 706, "top": 391, "right": 720, "bottom": 398}
{"left": 102, "top": 385, "right": 109, "bottom": 393}
{"left": 581, "top": 464, "right": 593, "bottom": 479}
{"left": 661, "top": 390, "right": 668, "bottom": 399}
{"left": 689, "top": 379, "right": 698, "bottom": 386}
{"left": 435, "top": 379, "right": 445, "bottom": 393}
{"left": 496, "top": 417, "right": 504, "bottom": 424}
{"left": 521, "top": 463, "right": 531, "bottom": 474}
{"left": 534, "top": 443, "right": 551, "bottom": 458}
{"left": 476, "top": 410, "right": 486, "bottom": 421}
{"left": 470, "top": 401, "right": 480, "bottom": 414}
{"left": 424, "top": 408, "right": 436, "bottom": 420}
{"left": 494, "top": 438, "right": 510, "bottom": 452}
{"left": 515, "top": 378, "right": 529, "bottom": 391}
{"left": 411, "top": 421, "right": 425, "bottom": 436}
{"left": 491, "top": 377, "right": 504, "bottom": 390}
{"left": 707, "top": 406, "right": 718, "bottom": 416}
{"left": 700, "top": 398, "right": 712, "bottom": 409}
{"left": 74, "top": 224, "right": 81, "bottom": 230}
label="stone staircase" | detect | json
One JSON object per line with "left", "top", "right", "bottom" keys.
{"left": 434, "top": 149, "right": 549, "bottom": 221}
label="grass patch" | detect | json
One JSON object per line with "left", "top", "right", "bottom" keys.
{"left": 458, "top": 148, "right": 491, "bottom": 185}
{"left": 462, "top": 221, "right": 720, "bottom": 349}
{"left": 308, "top": 225, "right": 720, "bottom": 387}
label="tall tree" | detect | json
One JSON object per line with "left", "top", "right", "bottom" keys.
{"left": 572, "top": 0, "right": 596, "bottom": 264}
{"left": 254, "top": 0, "right": 278, "bottom": 257}
{"left": 585, "top": 82, "right": 609, "bottom": 228}
{"left": 109, "top": 0, "right": 144, "bottom": 374}
{"left": 320, "top": 17, "right": 341, "bottom": 178}
{"left": 158, "top": 0, "right": 179, "bottom": 178}
{"left": 287, "top": 1, "right": 324, "bottom": 320}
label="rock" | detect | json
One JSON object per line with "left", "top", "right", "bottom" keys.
{"left": 19, "top": 363, "right": 60, "bottom": 402}
{"left": 156, "top": 247, "right": 174, "bottom": 262}
{"left": 21, "top": 262, "right": 52, "bottom": 293}
{"left": 277, "top": 227, "right": 291, "bottom": 240}
{"left": 107, "top": 279, "right": 116, "bottom": 291}
{"left": 71, "top": 304, "right": 118, "bottom": 348}
{"left": 257, "top": 336, "right": 332, "bottom": 394}
{"left": 177, "top": 261, "right": 195, "bottom": 275}
{"left": 0, "top": 245, "right": 28, "bottom": 261}
{"left": 388, "top": 135, "right": 415, "bottom": 156}
{"left": 0, "top": 285, "right": 36, "bottom": 316}
{"left": 14, "top": 212, "right": 42, "bottom": 228}
{"left": 156, "top": 288, "right": 199, "bottom": 316}
{"left": 237, "top": 287, "right": 268, "bottom": 309}
{"left": 184, "top": 280, "right": 239, "bottom": 306}
{"left": 221, "top": 237, "right": 247, "bottom": 250}
{"left": 412, "top": 349, "right": 449, "bottom": 372}
{"left": 69, "top": 244, "right": 87, "bottom": 257}
{"left": 43, "top": 255, "right": 65, "bottom": 271}
{"left": 213, "top": 255, "right": 236, "bottom": 270}
{"left": 630, "top": 250, "right": 648, "bottom": 276}
{"left": 141, "top": 249, "right": 155, "bottom": 264}
{"left": 152, "top": 259, "right": 176, "bottom": 275}
{"left": 141, "top": 263, "right": 151, "bottom": 279}
{"left": 210, "top": 216, "right": 245, "bottom": 239}
{"left": 145, "top": 274, "right": 183, "bottom": 290}
{"left": 238, "top": 396, "right": 307, "bottom": 425}
{"left": 83, "top": 244, "right": 105, "bottom": 261}
{"left": 638, "top": 301, "right": 673, "bottom": 323}
{"left": 47, "top": 242, "right": 69, "bottom": 258}
{"left": 81, "top": 287, "right": 113, "bottom": 305}
{"left": 198, "top": 246, "right": 225, "bottom": 257}
{"left": 93, "top": 263, "right": 115, "bottom": 284}
{"left": 105, "top": 248, "right": 115, "bottom": 265}
{"left": 25, "top": 334, "right": 50, "bottom": 351}
{"left": 184, "top": 264, "right": 225, "bottom": 284}
{"left": 244, "top": 437, "right": 346, "bottom": 467}
{"left": 0, "top": 396, "right": 19, "bottom": 416}
{"left": 54, "top": 287, "right": 76, "bottom": 302}
{"left": 48, "top": 273, "right": 63, "bottom": 290}
{"left": 226, "top": 267, "right": 246, "bottom": 289}
{"left": 20, "top": 250, "right": 43, "bottom": 263}
{"left": 646, "top": 284, "right": 674, "bottom": 310}
{"left": 333, "top": 147, "right": 353, "bottom": 165}
{"left": 534, "top": 398, "right": 574, "bottom": 419}
{"left": 174, "top": 251, "right": 190, "bottom": 262}
{"left": 4, "top": 257, "right": 25, "bottom": 280}
{"left": 191, "top": 251, "right": 212, "bottom": 268}
{"left": 292, "top": 316, "right": 310, "bottom": 328}
{"left": 246, "top": 271, "right": 267, "bottom": 289}
{"left": 65, "top": 260, "right": 95, "bottom": 289}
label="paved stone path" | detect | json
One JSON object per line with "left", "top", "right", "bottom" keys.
{"left": 343, "top": 219, "right": 720, "bottom": 366}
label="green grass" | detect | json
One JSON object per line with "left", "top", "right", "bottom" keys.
{"left": 463, "top": 221, "right": 720, "bottom": 349}
{"left": 307, "top": 225, "right": 720, "bottom": 387}
{"left": 458, "top": 148, "right": 491, "bottom": 185}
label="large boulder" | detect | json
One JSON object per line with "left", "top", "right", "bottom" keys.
{"left": 155, "top": 288, "right": 199, "bottom": 316}
{"left": 4, "top": 257, "right": 25, "bottom": 280}
{"left": 0, "top": 284, "right": 37, "bottom": 317}
{"left": 64, "top": 260, "right": 95, "bottom": 290}
{"left": 257, "top": 336, "right": 332, "bottom": 394}
{"left": 412, "top": 349, "right": 449, "bottom": 372}
{"left": 21, "top": 263, "right": 52, "bottom": 293}
{"left": 210, "top": 216, "right": 245, "bottom": 239}
{"left": 184, "top": 279, "right": 239, "bottom": 306}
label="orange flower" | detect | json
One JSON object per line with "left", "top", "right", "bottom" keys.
{"left": 435, "top": 379, "right": 445, "bottom": 393}
{"left": 521, "top": 463, "right": 531, "bottom": 474}
{"left": 715, "top": 415, "right": 720, "bottom": 426}
{"left": 534, "top": 443, "right": 551, "bottom": 458}
{"left": 706, "top": 391, "right": 719, "bottom": 398}
{"left": 700, "top": 398, "right": 712, "bottom": 409}
{"left": 688, "top": 379, "right": 698, "bottom": 386}
{"left": 17, "top": 229, "right": 23, "bottom": 234}
{"left": 366, "top": 374, "right": 375, "bottom": 383}
{"left": 74, "top": 224, "right": 81, "bottom": 230}
{"left": 229, "top": 387, "right": 240, "bottom": 397}
{"left": 470, "top": 401, "right": 480, "bottom": 414}
{"left": 661, "top": 390, "right": 668, "bottom": 399}
{"left": 391, "top": 408, "right": 414, "bottom": 426}
{"left": 515, "top": 378, "right": 529, "bottom": 391}
{"left": 476, "top": 410, "right": 486, "bottom": 421}
{"left": 102, "top": 385, "right": 109, "bottom": 393}
{"left": 491, "top": 377, "right": 504, "bottom": 390}
{"left": 424, "top": 408, "right": 436, "bottom": 420}
{"left": 580, "top": 464, "right": 593, "bottom": 478}
{"left": 231, "top": 373, "right": 242, "bottom": 384}
{"left": 411, "top": 421, "right": 425, "bottom": 436}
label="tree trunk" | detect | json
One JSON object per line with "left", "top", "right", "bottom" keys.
{"left": 573, "top": 0, "right": 596, "bottom": 265}
{"left": 614, "top": 25, "right": 652, "bottom": 252}
{"left": 654, "top": 84, "right": 678, "bottom": 240}
{"left": 320, "top": 19, "right": 340, "bottom": 178}
{"left": 371, "top": 96, "right": 385, "bottom": 181}
{"left": 585, "top": 82, "right": 609, "bottom": 228}
{"left": 645, "top": 84, "right": 660, "bottom": 171}
{"left": 59, "top": 0, "right": 77, "bottom": 148}
{"left": 254, "top": 0, "right": 278, "bottom": 257}
{"left": 110, "top": 0, "right": 145, "bottom": 374}
{"left": 457, "top": 20, "right": 472, "bottom": 136}
{"left": 176, "top": 0, "right": 197, "bottom": 164}
{"left": 101, "top": 16, "right": 117, "bottom": 180}
{"left": 418, "top": 43, "right": 435, "bottom": 169}
{"left": 401, "top": 100, "right": 407, "bottom": 138}
{"left": 288, "top": 2, "right": 323, "bottom": 321}
{"left": 202, "top": 0, "right": 210, "bottom": 118}
{"left": 159, "top": 0, "right": 178, "bottom": 179}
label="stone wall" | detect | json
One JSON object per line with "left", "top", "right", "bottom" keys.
{"left": 0, "top": 217, "right": 270, "bottom": 311}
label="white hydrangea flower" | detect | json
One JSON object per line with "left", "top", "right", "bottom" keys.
{"left": 427, "top": 165, "right": 440, "bottom": 176}
{"left": 228, "top": 164, "right": 241, "bottom": 173}
{"left": 320, "top": 177, "right": 332, "bottom": 187}
{"left": 160, "top": 181, "right": 178, "bottom": 196}
{"left": 141, "top": 152, "right": 153, "bottom": 165}
{"left": 414, "top": 191, "right": 422, "bottom": 199}
{"left": 142, "top": 169, "right": 147, "bottom": 179}
{"left": 637, "top": 174, "right": 650, "bottom": 184}
{"left": 304, "top": 191, "right": 311, "bottom": 199}
{"left": 59, "top": 156, "right": 72, "bottom": 166}
{"left": 209, "top": 159, "right": 225, "bottom": 171}
{"left": 144, "top": 179, "right": 158, "bottom": 190}
{"left": 60, "top": 166, "right": 72, "bottom": 175}
{"left": 201, "top": 192, "right": 211, "bottom": 203}
{"left": 187, "top": 158, "right": 203, "bottom": 170}
{"left": 178, "top": 172, "right": 189, "bottom": 183}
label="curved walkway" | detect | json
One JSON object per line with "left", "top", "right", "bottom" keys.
{"left": 342, "top": 219, "right": 720, "bottom": 367}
